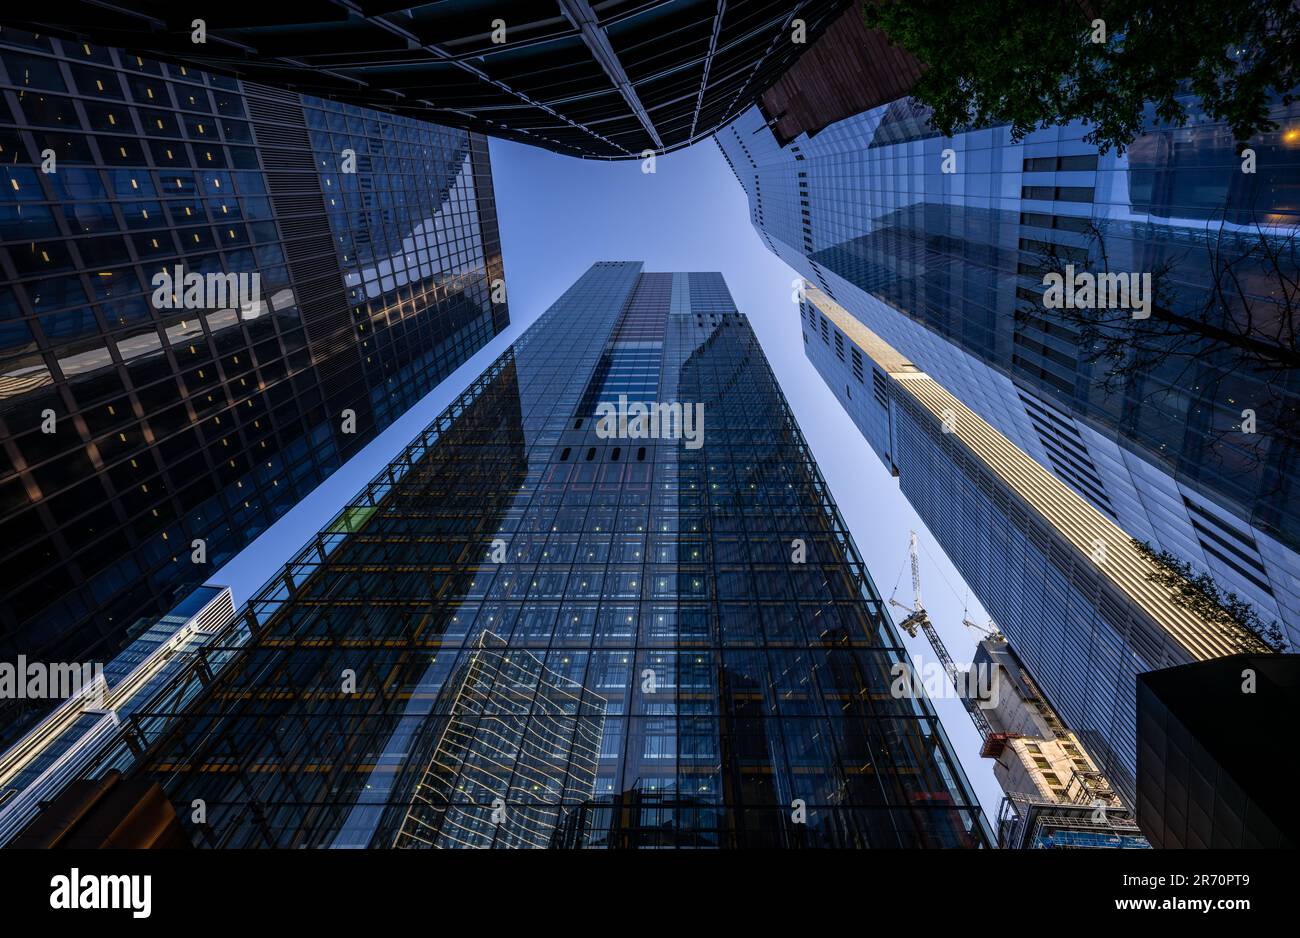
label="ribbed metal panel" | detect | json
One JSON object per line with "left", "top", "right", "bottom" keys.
{"left": 253, "top": 124, "right": 314, "bottom": 150}
{"left": 901, "top": 373, "right": 1249, "bottom": 662}
{"left": 266, "top": 194, "right": 326, "bottom": 217}
{"left": 245, "top": 88, "right": 356, "bottom": 372}
{"left": 265, "top": 171, "right": 318, "bottom": 194}
{"left": 808, "top": 285, "right": 1260, "bottom": 663}
{"left": 194, "top": 589, "right": 236, "bottom": 635}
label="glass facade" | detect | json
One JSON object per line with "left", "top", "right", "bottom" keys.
{"left": 66, "top": 263, "right": 990, "bottom": 848}
{"left": 798, "top": 283, "right": 1267, "bottom": 809}
{"left": 716, "top": 95, "right": 1300, "bottom": 639}
{"left": 13, "top": 2, "right": 854, "bottom": 160}
{"left": 392, "top": 631, "right": 608, "bottom": 849}
{"left": 0, "top": 28, "right": 508, "bottom": 740}
{"left": 0, "top": 584, "right": 234, "bottom": 845}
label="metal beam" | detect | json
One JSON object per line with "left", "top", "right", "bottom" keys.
{"left": 557, "top": 0, "right": 663, "bottom": 151}
{"left": 689, "top": 1, "right": 726, "bottom": 140}
{"left": 341, "top": 0, "right": 629, "bottom": 157}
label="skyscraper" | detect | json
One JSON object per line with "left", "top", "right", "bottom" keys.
{"left": 756, "top": 1, "right": 922, "bottom": 145}
{"left": 796, "top": 282, "right": 1262, "bottom": 808}
{"left": 716, "top": 98, "right": 1300, "bottom": 640}
{"left": 11, "top": 2, "right": 853, "bottom": 160}
{"left": 972, "top": 636, "right": 1149, "bottom": 849}
{"left": 43, "top": 263, "right": 991, "bottom": 848}
{"left": 0, "top": 30, "right": 509, "bottom": 739}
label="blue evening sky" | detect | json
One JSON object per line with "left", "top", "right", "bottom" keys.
{"left": 206, "top": 134, "right": 1003, "bottom": 819}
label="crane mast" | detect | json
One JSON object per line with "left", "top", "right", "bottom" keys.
{"left": 889, "top": 532, "right": 994, "bottom": 741}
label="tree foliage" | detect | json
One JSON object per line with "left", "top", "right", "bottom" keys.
{"left": 864, "top": 0, "right": 1300, "bottom": 153}
{"left": 1132, "top": 539, "right": 1287, "bottom": 652}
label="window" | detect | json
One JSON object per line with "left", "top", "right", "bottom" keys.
{"left": 1057, "top": 154, "right": 1099, "bottom": 171}
{"left": 5, "top": 52, "right": 67, "bottom": 91}
{"left": 1023, "top": 154, "right": 1098, "bottom": 172}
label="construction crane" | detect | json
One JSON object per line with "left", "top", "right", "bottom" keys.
{"left": 889, "top": 532, "right": 994, "bottom": 741}
{"left": 962, "top": 614, "right": 1000, "bottom": 640}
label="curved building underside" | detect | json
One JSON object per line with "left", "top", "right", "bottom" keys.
{"left": 11, "top": 0, "right": 853, "bottom": 159}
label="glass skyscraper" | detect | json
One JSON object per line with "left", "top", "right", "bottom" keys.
{"left": 54, "top": 263, "right": 991, "bottom": 848}
{"left": 798, "top": 284, "right": 1260, "bottom": 809}
{"left": 0, "top": 29, "right": 508, "bottom": 740}
{"left": 716, "top": 97, "right": 1300, "bottom": 641}
{"left": 714, "top": 88, "right": 1296, "bottom": 809}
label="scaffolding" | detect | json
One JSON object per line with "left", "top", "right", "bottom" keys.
{"left": 997, "top": 791, "right": 1149, "bottom": 849}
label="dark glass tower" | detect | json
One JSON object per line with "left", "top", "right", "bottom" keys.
{"left": 0, "top": 29, "right": 508, "bottom": 738}
{"left": 63, "top": 263, "right": 991, "bottom": 848}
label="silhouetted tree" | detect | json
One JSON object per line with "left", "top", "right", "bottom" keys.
{"left": 1015, "top": 218, "right": 1299, "bottom": 484}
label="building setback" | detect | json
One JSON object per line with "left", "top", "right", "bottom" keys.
{"left": 42, "top": 263, "right": 992, "bottom": 848}
{"left": 11, "top": 2, "right": 854, "bottom": 160}
{"left": 0, "top": 31, "right": 509, "bottom": 740}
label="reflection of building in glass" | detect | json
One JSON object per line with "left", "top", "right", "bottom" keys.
{"left": 0, "top": 585, "right": 234, "bottom": 845}
{"left": 716, "top": 96, "right": 1300, "bottom": 642}
{"left": 0, "top": 31, "right": 507, "bottom": 742}
{"left": 394, "top": 631, "right": 607, "bottom": 849}
{"left": 40, "top": 263, "right": 991, "bottom": 848}
{"left": 798, "top": 285, "right": 1262, "bottom": 808}
{"left": 972, "top": 637, "right": 1149, "bottom": 849}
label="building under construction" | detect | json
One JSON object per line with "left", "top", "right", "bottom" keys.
{"left": 973, "top": 637, "right": 1149, "bottom": 849}
{"left": 888, "top": 531, "right": 1148, "bottom": 849}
